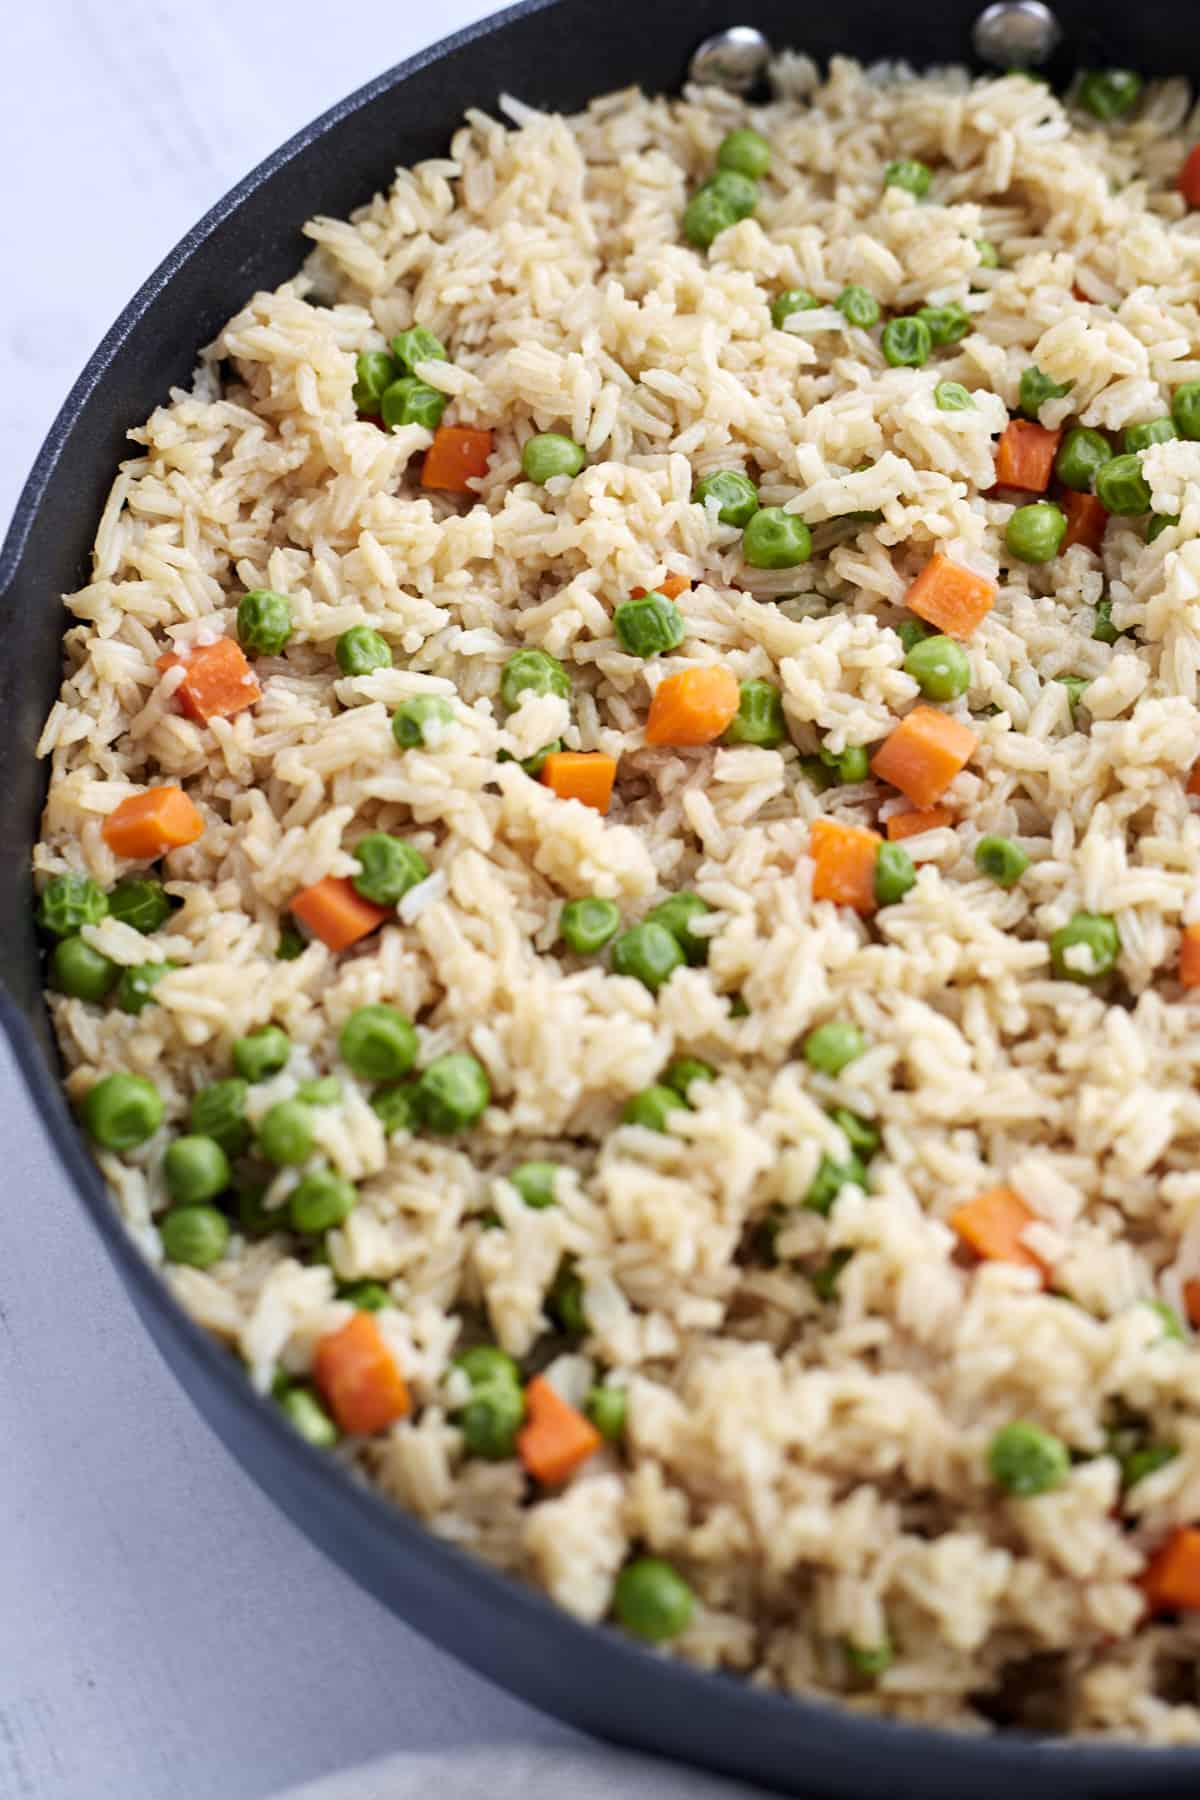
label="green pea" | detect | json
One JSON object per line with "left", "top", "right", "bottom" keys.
{"left": 82, "top": 1071, "right": 164, "bottom": 1151}
{"left": 771, "top": 288, "right": 819, "bottom": 328}
{"left": 835, "top": 286, "right": 880, "bottom": 329}
{"left": 52, "top": 936, "right": 118, "bottom": 1003}
{"left": 38, "top": 873, "right": 108, "bottom": 938}
{"left": 1171, "top": 382, "right": 1200, "bottom": 440}
{"left": 586, "top": 1384, "right": 628, "bottom": 1442}
{"left": 370, "top": 1082, "right": 418, "bottom": 1136}
{"left": 159, "top": 1203, "right": 230, "bottom": 1268}
{"left": 235, "top": 1180, "right": 277, "bottom": 1238}
{"left": 190, "top": 1078, "right": 250, "bottom": 1156}
{"left": 1147, "top": 512, "right": 1180, "bottom": 543}
{"left": 517, "top": 740, "right": 561, "bottom": 776}
{"left": 988, "top": 1420, "right": 1070, "bottom": 1495}
{"left": 621, "top": 1084, "right": 686, "bottom": 1132}
{"left": 289, "top": 1168, "right": 357, "bottom": 1234}
{"left": 108, "top": 877, "right": 172, "bottom": 934}
{"left": 662, "top": 1056, "right": 716, "bottom": 1100}
{"left": 934, "top": 381, "right": 974, "bottom": 412}
{"left": 237, "top": 589, "right": 293, "bottom": 656}
{"left": 613, "top": 1558, "right": 694, "bottom": 1642}
{"left": 163, "top": 1134, "right": 230, "bottom": 1205}
{"left": 896, "top": 618, "right": 932, "bottom": 653}
{"left": 458, "top": 1382, "right": 525, "bottom": 1458}
{"left": 560, "top": 897, "right": 621, "bottom": 955}
{"left": 1091, "top": 597, "right": 1119, "bottom": 643}
{"left": 682, "top": 187, "right": 739, "bottom": 249}
{"left": 609, "top": 921, "right": 684, "bottom": 994}
{"left": 903, "top": 634, "right": 970, "bottom": 701}
{"left": 297, "top": 1076, "right": 341, "bottom": 1106}
{"left": 1095, "top": 453, "right": 1152, "bottom": 516}
{"left": 392, "top": 695, "right": 455, "bottom": 748}
{"left": 829, "top": 1107, "right": 880, "bottom": 1159}
{"left": 884, "top": 159, "right": 932, "bottom": 198}
{"left": 335, "top": 626, "right": 393, "bottom": 677}
{"left": 1146, "top": 1298, "right": 1186, "bottom": 1343}
{"left": 798, "top": 755, "right": 836, "bottom": 792}
{"left": 232, "top": 1026, "right": 291, "bottom": 1083}
{"left": 499, "top": 647, "right": 571, "bottom": 711}
{"left": 1006, "top": 501, "right": 1067, "bottom": 564}
{"left": 352, "top": 349, "right": 397, "bottom": 415}
{"left": 277, "top": 1383, "right": 339, "bottom": 1448}
{"left": 455, "top": 1345, "right": 521, "bottom": 1390}
{"left": 818, "top": 742, "right": 870, "bottom": 785}
{"left": 974, "top": 835, "right": 1029, "bottom": 886}
{"left": 521, "top": 432, "right": 586, "bottom": 484}
{"left": 1078, "top": 69, "right": 1142, "bottom": 120}
{"left": 803, "top": 1020, "right": 865, "bottom": 1075}
{"left": 415, "top": 1053, "right": 491, "bottom": 1133}
{"left": 1121, "top": 1443, "right": 1178, "bottom": 1489}
{"left": 380, "top": 377, "right": 446, "bottom": 430}
{"left": 917, "top": 303, "right": 969, "bottom": 347}
{"left": 116, "top": 961, "right": 172, "bottom": 1015}
{"left": 692, "top": 468, "right": 759, "bottom": 527}
{"left": 276, "top": 924, "right": 306, "bottom": 961}
{"left": 1019, "top": 366, "right": 1073, "bottom": 418}
{"left": 1054, "top": 427, "right": 1112, "bottom": 492}
{"left": 338, "top": 1004, "right": 418, "bottom": 1083}
{"left": 976, "top": 239, "right": 1000, "bottom": 269}
{"left": 723, "top": 678, "right": 785, "bottom": 748}
{"left": 1049, "top": 910, "right": 1120, "bottom": 982}
{"left": 614, "top": 593, "right": 685, "bottom": 658}
{"left": 644, "top": 892, "right": 712, "bottom": 966}
{"left": 1056, "top": 674, "right": 1089, "bottom": 716}
{"left": 257, "top": 1098, "right": 315, "bottom": 1166}
{"left": 717, "top": 127, "right": 771, "bottom": 178}
{"left": 743, "top": 507, "right": 812, "bottom": 569}
{"left": 704, "top": 169, "right": 758, "bottom": 219}
{"left": 810, "top": 1247, "right": 854, "bottom": 1301}
{"left": 547, "top": 1261, "right": 588, "bottom": 1336}
{"left": 391, "top": 326, "right": 447, "bottom": 373}
{"left": 1124, "top": 418, "right": 1176, "bottom": 454}
{"left": 888, "top": 316, "right": 935, "bottom": 369}
{"left": 510, "top": 1160, "right": 560, "bottom": 1209}
{"left": 352, "top": 834, "right": 429, "bottom": 905}
{"left": 845, "top": 1638, "right": 894, "bottom": 1678}
{"left": 805, "top": 1152, "right": 867, "bottom": 1215}
{"left": 337, "top": 1279, "right": 390, "bottom": 1312}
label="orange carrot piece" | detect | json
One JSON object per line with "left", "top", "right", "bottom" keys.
{"left": 870, "top": 706, "right": 978, "bottom": 811}
{"left": 102, "top": 786, "right": 205, "bottom": 860}
{"left": 644, "top": 666, "right": 740, "bottom": 747}
{"left": 950, "top": 1186, "right": 1047, "bottom": 1281}
{"left": 1180, "top": 925, "right": 1200, "bottom": 990}
{"left": 809, "top": 817, "right": 881, "bottom": 914}
{"left": 157, "top": 637, "right": 261, "bottom": 723}
{"left": 631, "top": 574, "right": 691, "bottom": 600}
{"left": 1187, "top": 766, "right": 1200, "bottom": 799}
{"left": 1143, "top": 1527, "right": 1200, "bottom": 1615}
{"left": 313, "top": 1311, "right": 410, "bottom": 1436}
{"left": 420, "top": 425, "right": 494, "bottom": 492}
{"left": 540, "top": 750, "right": 617, "bottom": 814}
{"left": 1184, "top": 1280, "right": 1200, "bottom": 1330}
{"left": 885, "top": 806, "right": 956, "bottom": 841}
{"left": 516, "top": 1375, "right": 602, "bottom": 1486}
{"left": 1070, "top": 282, "right": 1089, "bottom": 303}
{"left": 1060, "top": 490, "right": 1108, "bottom": 555}
{"left": 290, "top": 876, "right": 390, "bottom": 951}
{"left": 904, "top": 554, "right": 996, "bottom": 639}
{"left": 994, "top": 419, "right": 1062, "bottom": 493}
{"left": 1180, "top": 146, "right": 1200, "bottom": 209}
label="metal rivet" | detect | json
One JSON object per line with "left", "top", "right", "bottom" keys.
{"left": 972, "top": 1, "right": 1061, "bottom": 68}
{"left": 689, "top": 25, "right": 772, "bottom": 93}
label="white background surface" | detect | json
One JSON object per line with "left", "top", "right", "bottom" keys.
{"left": 0, "top": 5, "right": 770, "bottom": 1798}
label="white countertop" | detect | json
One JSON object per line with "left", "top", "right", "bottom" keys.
{"left": 0, "top": 5, "right": 769, "bottom": 1796}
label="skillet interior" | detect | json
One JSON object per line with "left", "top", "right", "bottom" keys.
{"left": 2, "top": 1, "right": 1199, "bottom": 1792}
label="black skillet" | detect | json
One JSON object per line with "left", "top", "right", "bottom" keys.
{"left": 1, "top": 2, "right": 1196, "bottom": 1793}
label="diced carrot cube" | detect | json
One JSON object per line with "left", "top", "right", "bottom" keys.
{"left": 631, "top": 575, "right": 691, "bottom": 600}
{"left": 1180, "top": 925, "right": 1200, "bottom": 989}
{"left": 102, "top": 787, "right": 205, "bottom": 860}
{"left": 290, "top": 876, "right": 390, "bottom": 951}
{"left": 950, "top": 1186, "right": 1047, "bottom": 1281}
{"left": 540, "top": 751, "right": 617, "bottom": 814}
{"left": 644, "top": 666, "right": 740, "bottom": 747}
{"left": 420, "top": 425, "right": 494, "bottom": 492}
{"left": 904, "top": 554, "right": 996, "bottom": 639}
{"left": 994, "top": 419, "right": 1062, "bottom": 493}
{"left": 517, "top": 1375, "right": 602, "bottom": 1486}
{"left": 157, "top": 637, "right": 261, "bottom": 723}
{"left": 870, "top": 706, "right": 978, "bottom": 810}
{"left": 1060, "top": 491, "right": 1108, "bottom": 555}
{"left": 1187, "top": 766, "right": 1200, "bottom": 799}
{"left": 1142, "top": 1527, "right": 1200, "bottom": 1615}
{"left": 809, "top": 817, "right": 881, "bottom": 914}
{"left": 1184, "top": 1279, "right": 1200, "bottom": 1330}
{"left": 1180, "top": 146, "right": 1200, "bottom": 209}
{"left": 313, "top": 1311, "right": 410, "bottom": 1435}
{"left": 885, "top": 806, "right": 956, "bottom": 841}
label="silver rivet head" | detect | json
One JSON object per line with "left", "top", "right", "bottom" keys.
{"left": 689, "top": 25, "right": 772, "bottom": 92}
{"left": 972, "top": 1, "right": 1061, "bottom": 68}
